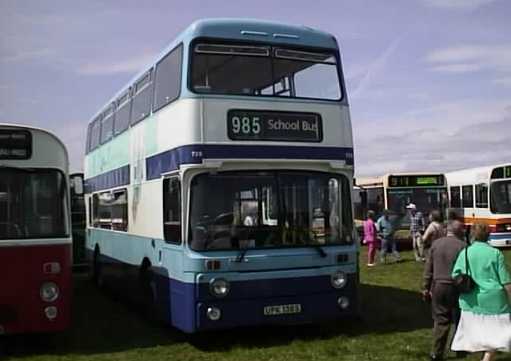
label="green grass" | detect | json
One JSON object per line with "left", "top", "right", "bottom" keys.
{"left": 3, "top": 250, "right": 511, "bottom": 361}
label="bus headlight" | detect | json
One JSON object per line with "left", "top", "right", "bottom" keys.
{"left": 331, "top": 271, "right": 347, "bottom": 289}
{"left": 40, "top": 282, "right": 59, "bottom": 302}
{"left": 209, "top": 278, "right": 230, "bottom": 298}
{"left": 44, "top": 306, "right": 58, "bottom": 320}
{"left": 206, "top": 307, "right": 222, "bottom": 321}
{"left": 337, "top": 296, "right": 350, "bottom": 309}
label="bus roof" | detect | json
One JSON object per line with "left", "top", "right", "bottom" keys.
{"left": 0, "top": 123, "right": 69, "bottom": 170}
{"left": 446, "top": 164, "right": 511, "bottom": 185}
{"left": 87, "top": 18, "right": 340, "bottom": 125}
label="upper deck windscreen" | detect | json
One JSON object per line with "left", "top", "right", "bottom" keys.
{"left": 191, "top": 43, "right": 342, "bottom": 101}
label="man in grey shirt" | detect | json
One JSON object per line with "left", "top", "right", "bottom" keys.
{"left": 422, "top": 220, "right": 466, "bottom": 361}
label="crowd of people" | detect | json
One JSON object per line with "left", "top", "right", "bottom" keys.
{"left": 361, "top": 206, "right": 511, "bottom": 361}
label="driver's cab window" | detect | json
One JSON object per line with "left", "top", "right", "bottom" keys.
{"left": 163, "top": 177, "right": 181, "bottom": 243}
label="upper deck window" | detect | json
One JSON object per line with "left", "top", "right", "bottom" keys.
{"left": 90, "top": 117, "right": 102, "bottom": 151}
{"left": 114, "top": 89, "right": 131, "bottom": 135}
{"left": 191, "top": 42, "right": 342, "bottom": 101}
{"left": 131, "top": 70, "right": 153, "bottom": 125}
{"left": 154, "top": 45, "right": 183, "bottom": 112}
{"left": 100, "top": 104, "right": 115, "bottom": 144}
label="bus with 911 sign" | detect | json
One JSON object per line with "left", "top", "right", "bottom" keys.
{"left": 0, "top": 124, "right": 71, "bottom": 335}
{"left": 354, "top": 173, "right": 448, "bottom": 239}
{"left": 84, "top": 19, "right": 357, "bottom": 333}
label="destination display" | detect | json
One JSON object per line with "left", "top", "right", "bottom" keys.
{"left": 491, "top": 166, "right": 511, "bottom": 179}
{"left": 0, "top": 129, "right": 32, "bottom": 159}
{"left": 227, "top": 109, "right": 322, "bottom": 142}
{"left": 388, "top": 175, "right": 445, "bottom": 188}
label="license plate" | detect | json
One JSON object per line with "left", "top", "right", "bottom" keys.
{"left": 263, "top": 303, "right": 302, "bottom": 316}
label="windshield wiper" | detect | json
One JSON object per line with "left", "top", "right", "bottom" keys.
{"left": 235, "top": 247, "right": 249, "bottom": 263}
{"left": 313, "top": 245, "right": 327, "bottom": 258}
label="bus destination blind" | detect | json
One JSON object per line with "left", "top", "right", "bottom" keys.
{"left": 491, "top": 166, "right": 511, "bottom": 179}
{"left": 389, "top": 175, "right": 444, "bottom": 187}
{"left": 227, "top": 110, "right": 323, "bottom": 142}
{"left": 0, "top": 129, "right": 32, "bottom": 159}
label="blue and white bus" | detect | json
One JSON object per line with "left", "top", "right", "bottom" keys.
{"left": 84, "top": 19, "right": 357, "bottom": 333}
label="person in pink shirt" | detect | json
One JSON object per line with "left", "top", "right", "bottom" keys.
{"left": 363, "top": 210, "right": 378, "bottom": 266}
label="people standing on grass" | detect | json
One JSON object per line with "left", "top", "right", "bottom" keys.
{"left": 422, "top": 210, "right": 445, "bottom": 259}
{"left": 408, "top": 203, "right": 425, "bottom": 262}
{"left": 451, "top": 223, "right": 511, "bottom": 361}
{"left": 422, "top": 220, "right": 466, "bottom": 361}
{"left": 376, "top": 209, "right": 400, "bottom": 263}
{"left": 363, "top": 210, "right": 378, "bottom": 267}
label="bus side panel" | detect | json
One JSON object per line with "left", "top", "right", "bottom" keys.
{"left": 0, "top": 243, "right": 72, "bottom": 334}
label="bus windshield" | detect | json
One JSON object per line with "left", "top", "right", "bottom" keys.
{"left": 0, "top": 168, "right": 68, "bottom": 239}
{"left": 189, "top": 171, "right": 353, "bottom": 251}
{"left": 386, "top": 188, "right": 447, "bottom": 227}
{"left": 191, "top": 43, "right": 341, "bottom": 100}
{"left": 490, "top": 180, "right": 511, "bottom": 214}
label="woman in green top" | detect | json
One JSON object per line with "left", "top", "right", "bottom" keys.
{"left": 451, "top": 223, "right": 511, "bottom": 361}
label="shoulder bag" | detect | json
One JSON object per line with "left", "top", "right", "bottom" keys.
{"left": 453, "top": 246, "right": 475, "bottom": 293}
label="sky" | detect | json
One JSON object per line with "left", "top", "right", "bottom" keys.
{"left": 1, "top": 0, "right": 510, "bottom": 176}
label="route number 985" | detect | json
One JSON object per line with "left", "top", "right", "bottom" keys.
{"left": 231, "top": 116, "right": 261, "bottom": 135}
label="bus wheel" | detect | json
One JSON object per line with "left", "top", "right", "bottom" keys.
{"left": 92, "top": 247, "right": 104, "bottom": 288}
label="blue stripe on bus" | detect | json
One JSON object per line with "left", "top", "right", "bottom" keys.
{"left": 146, "top": 144, "right": 354, "bottom": 180}
{"left": 84, "top": 165, "right": 130, "bottom": 193}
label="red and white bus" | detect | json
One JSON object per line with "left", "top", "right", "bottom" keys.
{"left": 0, "top": 124, "right": 72, "bottom": 334}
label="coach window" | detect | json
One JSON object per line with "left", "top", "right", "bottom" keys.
{"left": 131, "top": 70, "right": 153, "bottom": 125}
{"left": 154, "top": 45, "right": 182, "bottom": 112}
{"left": 450, "top": 186, "right": 461, "bottom": 208}
{"left": 100, "top": 104, "right": 115, "bottom": 144}
{"left": 475, "top": 183, "right": 488, "bottom": 208}
{"left": 462, "top": 185, "right": 474, "bottom": 208}
{"left": 111, "top": 189, "right": 128, "bottom": 231}
{"left": 163, "top": 178, "right": 181, "bottom": 243}
{"left": 90, "top": 117, "right": 102, "bottom": 151}
{"left": 114, "top": 90, "right": 131, "bottom": 135}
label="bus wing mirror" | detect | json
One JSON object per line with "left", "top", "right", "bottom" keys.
{"left": 71, "top": 174, "right": 84, "bottom": 195}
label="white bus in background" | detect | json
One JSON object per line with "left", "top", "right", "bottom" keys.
{"left": 446, "top": 164, "right": 511, "bottom": 247}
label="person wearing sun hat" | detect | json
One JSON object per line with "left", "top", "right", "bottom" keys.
{"left": 407, "top": 203, "right": 426, "bottom": 262}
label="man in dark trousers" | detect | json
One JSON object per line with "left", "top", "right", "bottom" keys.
{"left": 422, "top": 220, "right": 466, "bottom": 361}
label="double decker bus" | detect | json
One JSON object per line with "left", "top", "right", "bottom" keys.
{"left": 446, "top": 164, "right": 511, "bottom": 247}
{"left": 84, "top": 19, "right": 357, "bottom": 333}
{"left": 355, "top": 173, "right": 448, "bottom": 239}
{"left": 0, "top": 124, "right": 71, "bottom": 334}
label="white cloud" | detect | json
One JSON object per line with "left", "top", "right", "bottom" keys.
{"left": 421, "top": 0, "right": 497, "bottom": 10}
{"left": 77, "top": 52, "right": 157, "bottom": 75}
{"left": 430, "top": 63, "right": 482, "bottom": 73}
{"left": 493, "top": 77, "right": 511, "bottom": 87}
{"left": 353, "top": 101, "right": 511, "bottom": 176}
{"left": 0, "top": 48, "right": 54, "bottom": 63}
{"left": 426, "top": 45, "right": 511, "bottom": 74}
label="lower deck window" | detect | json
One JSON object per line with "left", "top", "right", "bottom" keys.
{"left": 92, "top": 189, "right": 128, "bottom": 231}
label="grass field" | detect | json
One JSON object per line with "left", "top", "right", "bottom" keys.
{"left": 3, "top": 250, "right": 511, "bottom": 361}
